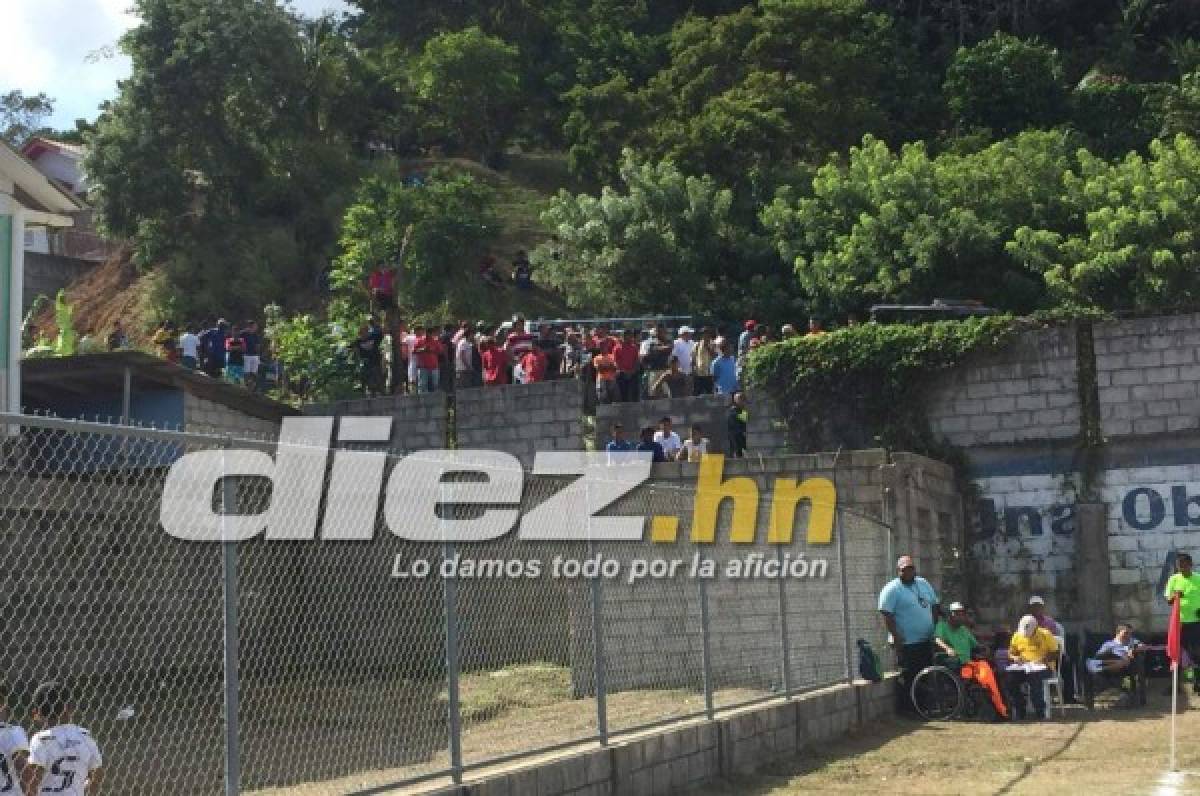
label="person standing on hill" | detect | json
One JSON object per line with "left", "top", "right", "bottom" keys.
{"left": 201, "top": 320, "right": 227, "bottom": 379}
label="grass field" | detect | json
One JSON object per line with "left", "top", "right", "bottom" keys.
{"left": 695, "top": 684, "right": 1200, "bottom": 795}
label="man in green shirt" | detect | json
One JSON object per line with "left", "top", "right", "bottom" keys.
{"left": 934, "top": 602, "right": 979, "bottom": 664}
{"left": 1165, "top": 552, "right": 1200, "bottom": 694}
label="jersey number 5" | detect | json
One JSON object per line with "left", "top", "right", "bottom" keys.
{"left": 44, "top": 756, "right": 79, "bottom": 793}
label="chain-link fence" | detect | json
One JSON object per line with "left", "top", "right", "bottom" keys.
{"left": 0, "top": 413, "right": 896, "bottom": 795}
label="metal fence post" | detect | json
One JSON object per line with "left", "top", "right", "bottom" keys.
{"left": 776, "top": 545, "right": 792, "bottom": 695}
{"left": 835, "top": 506, "right": 855, "bottom": 684}
{"left": 444, "top": 536, "right": 464, "bottom": 783}
{"left": 588, "top": 538, "right": 609, "bottom": 745}
{"left": 697, "top": 553, "right": 715, "bottom": 720}
{"left": 220, "top": 441, "right": 241, "bottom": 796}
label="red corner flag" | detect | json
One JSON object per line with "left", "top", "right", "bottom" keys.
{"left": 1168, "top": 597, "right": 1183, "bottom": 670}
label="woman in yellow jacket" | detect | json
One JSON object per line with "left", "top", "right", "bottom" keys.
{"left": 1006, "top": 615, "right": 1059, "bottom": 720}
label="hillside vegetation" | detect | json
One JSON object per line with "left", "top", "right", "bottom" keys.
{"left": 25, "top": 0, "right": 1200, "bottom": 392}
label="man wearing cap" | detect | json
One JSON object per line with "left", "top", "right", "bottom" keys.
{"left": 1028, "top": 596, "right": 1063, "bottom": 636}
{"left": 879, "top": 555, "right": 940, "bottom": 713}
{"left": 672, "top": 326, "right": 695, "bottom": 394}
{"left": 936, "top": 602, "right": 1008, "bottom": 719}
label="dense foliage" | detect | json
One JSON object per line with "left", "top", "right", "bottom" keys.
{"left": 331, "top": 169, "right": 498, "bottom": 318}
{"left": 55, "top": 0, "right": 1200, "bottom": 352}
{"left": 744, "top": 316, "right": 1020, "bottom": 452}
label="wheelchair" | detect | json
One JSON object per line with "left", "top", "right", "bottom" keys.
{"left": 910, "top": 658, "right": 1003, "bottom": 721}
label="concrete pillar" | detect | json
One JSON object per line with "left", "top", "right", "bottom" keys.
{"left": 1076, "top": 502, "right": 1113, "bottom": 631}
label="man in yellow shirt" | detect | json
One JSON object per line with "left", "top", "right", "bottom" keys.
{"left": 1165, "top": 552, "right": 1200, "bottom": 694}
{"left": 1006, "top": 615, "right": 1059, "bottom": 720}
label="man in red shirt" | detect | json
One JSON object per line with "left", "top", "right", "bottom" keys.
{"left": 613, "top": 329, "right": 641, "bottom": 403}
{"left": 368, "top": 264, "right": 396, "bottom": 313}
{"left": 521, "top": 346, "right": 548, "bottom": 384}
{"left": 503, "top": 316, "right": 535, "bottom": 361}
{"left": 593, "top": 350, "right": 619, "bottom": 404}
{"left": 590, "top": 324, "right": 615, "bottom": 356}
{"left": 481, "top": 337, "right": 509, "bottom": 386}
{"left": 412, "top": 326, "right": 443, "bottom": 393}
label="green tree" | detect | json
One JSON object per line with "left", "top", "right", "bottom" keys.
{"left": 943, "top": 33, "right": 1066, "bottom": 137}
{"left": 412, "top": 27, "right": 521, "bottom": 163}
{"left": 535, "top": 150, "right": 796, "bottom": 319}
{"left": 1008, "top": 134, "right": 1200, "bottom": 310}
{"left": 1070, "top": 77, "right": 1172, "bottom": 157}
{"left": 85, "top": 0, "right": 362, "bottom": 320}
{"left": 565, "top": 0, "right": 916, "bottom": 194}
{"left": 1, "top": 90, "right": 54, "bottom": 146}
{"left": 761, "top": 131, "right": 1081, "bottom": 316}
{"left": 1163, "top": 71, "right": 1200, "bottom": 138}
{"left": 331, "top": 169, "right": 497, "bottom": 316}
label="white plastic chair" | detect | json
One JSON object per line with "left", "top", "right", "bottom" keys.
{"left": 1041, "top": 634, "right": 1067, "bottom": 717}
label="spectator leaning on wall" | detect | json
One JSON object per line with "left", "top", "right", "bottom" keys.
{"left": 878, "top": 554, "right": 940, "bottom": 715}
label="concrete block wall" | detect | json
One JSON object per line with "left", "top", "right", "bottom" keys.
{"left": 593, "top": 392, "right": 793, "bottom": 458}
{"left": 567, "top": 453, "right": 959, "bottom": 696}
{"left": 925, "top": 325, "right": 1080, "bottom": 447}
{"left": 304, "top": 392, "right": 448, "bottom": 452}
{"left": 447, "top": 676, "right": 897, "bottom": 796}
{"left": 919, "top": 310, "right": 1200, "bottom": 629}
{"left": 457, "top": 380, "right": 585, "bottom": 466}
{"left": 595, "top": 394, "right": 730, "bottom": 454}
{"left": 184, "top": 393, "right": 282, "bottom": 439}
{"left": 1094, "top": 313, "right": 1200, "bottom": 437}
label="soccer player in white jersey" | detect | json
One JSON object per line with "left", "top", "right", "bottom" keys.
{"left": 0, "top": 684, "right": 29, "bottom": 795}
{"left": 21, "top": 683, "right": 101, "bottom": 796}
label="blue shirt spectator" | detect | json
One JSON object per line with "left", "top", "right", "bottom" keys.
{"left": 713, "top": 354, "right": 738, "bottom": 394}
{"left": 878, "top": 572, "right": 939, "bottom": 644}
{"left": 636, "top": 440, "right": 666, "bottom": 463}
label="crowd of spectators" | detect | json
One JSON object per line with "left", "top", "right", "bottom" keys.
{"left": 138, "top": 318, "right": 277, "bottom": 392}
{"left": 365, "top": 315, "right": 826, "bottom": 403}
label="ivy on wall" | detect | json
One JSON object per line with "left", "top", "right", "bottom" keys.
{"left": 744, "top": 316, "right": 1021, "bottom": 457}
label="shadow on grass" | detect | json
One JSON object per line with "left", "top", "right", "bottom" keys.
{"left": 694, "top": 716, "right": 936, "bottom": 795}
{"left": 992, "top": 720, "right": 1085, "bottom": 796}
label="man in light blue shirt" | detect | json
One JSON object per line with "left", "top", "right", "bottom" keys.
{"left": 712, "top": 341, "right": 739, "bottom": 395}
{"left": 878, "top": 554, "right": 940, "bottom": 713}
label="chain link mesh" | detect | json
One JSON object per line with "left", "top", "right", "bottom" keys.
{"left": 0, "top": 414, "right": 898, "bottom": 794}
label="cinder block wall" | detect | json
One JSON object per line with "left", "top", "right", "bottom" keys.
{"left": 437, "top": 676, "right": 898, "bottom": 796}
{"left": 184, "top": 392, "right": 282, "bottom": 439}
{"left": 923, "top": 311, "right": 1200, "bottom": 630}
{"left": 303, "top": 392, "right": 448, "bottom": 452}
{"left": 566, "top": 453, "right": 961, "bottom": 697}
{"left": 925, "top": 326, "right": 1079, "bottom": 447}
{"left": 457, "top": 381, "right": 586, "bottom": 466}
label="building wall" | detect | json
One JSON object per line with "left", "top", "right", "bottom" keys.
{"left": 183, "top": 392, "right": 282, "bottom": 440}
{"left": 456, "top": 380, "right": 585, "bottom": 467}
{"left": 924, "top": 311, "right": 1200, "bottom": 630}
{"left": 23, "top": 252, "right": 93, "bottom": 311}
{"left": 304, "top": 392, "right": 448, "bottom": 452}
{"left": 29, "top": 150, "right": 84, "bottom": 192}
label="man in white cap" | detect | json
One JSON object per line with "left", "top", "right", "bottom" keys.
{"left": 1028, "top": 595, "right": 1063, "bottom": 636}
{"left": 878, "top": 554, "right": 940, "bottom": 713}
{"left": 672, "top": 326, "right": 695, "bottom": 394}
